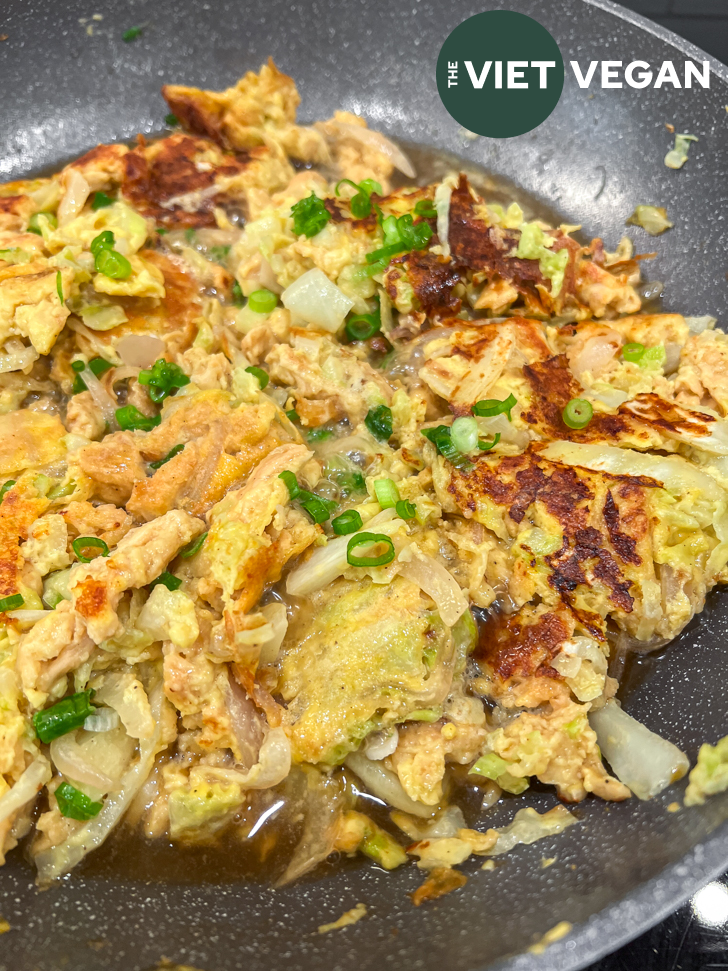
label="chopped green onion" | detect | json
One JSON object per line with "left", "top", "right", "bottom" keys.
{"left": 347, "top": 532, "right": 396, "bottom": 568}
{"left": 72, "top": 374, "right": 87, "bottom": 394}
{"left": 149, "top": 571, "right": 182, "bottom": 591}
{"left": 157, "top": 227, "right": 169, "bottom": 236}
{"left": 297, "top": 490, "right": 336, "bottom": 524}
{"left": 472, "top": 393, "right": 517, "bottom": 420}
{"left": 286, "top": 409, "right": 299, "bottom": 423}
{"left": 28, "top": 211, "right": 57, "bottom": 235}
{"left": 364, "top": 404, "right": 393, "bottom": 442}
{"left": 0, "top": 480, "right": 16, "bottom": 502}
{"left": 421, "top": 426, "right": 473, "bottom": 472}
{"left": 88, "top": 357, "right": 113, "bottom": 377}
{"left": 307, "top": 428, "right": 334, "bottom": 443}
{"left": 149, "top": 444, "right": 184, "bottom": 470}
{"left": 248, "top": 289, "right": 278, "bottom": 314}
{"left": 209, "top": 245, "right": 231, "bottom": 264}
{"left": 231, "top": 280, "right": 245, "bottom": 306}
{"left": 365, "top": 212, "right": 432, "bottom": 270}
{"left": 55, "top": 781, "right": 103, "bottom": 821}
{"left": 115, "top": 405, "right": 161, "bottom": 432}
{"left": 395, "top": 499, "right": 416, "bottom": 520}
{"left": 95, "top": 246, "right": 132, "bottom": 280}
{"left": 122, "top": 25, "right": 143, "bottom": 41}
{"left": 374, "top": 478, "right": 400, "bottom": 509}
{"left": 185, "top": 228, "right": 196, "bottom": 243}
{"left": 72, "top": 536, "right": 110, "bottom": 562}
{"left": 278, "top": 470, "right": 300, "bottom": 500}
{"left": 165, "top": 113, "right": 179, "bottom": 127}
{"left": 138, "top": 358, "right": 190, "bottom": 403}
{"left": 414, "top": 199, "right": 437, "bottom": 218}
{"left": 178, "top": 531, "right": 208, "bottom": 558}
{"left": 346, "top": 309, "right": 381, "bottom": 342}
{"left": 33, "top": 690, "right": 95, "bottom": 743}
{"left": 245, "top": 365, "right": 269, "bottom": 389}
{"left": 47, "top": 480, "right": 76, "bottom": 500}
{"left": 477, "top": 433, "right": 501, "bottom": 451}
{"left": 71, "top": 360, "right": 85, "bottom": 373}
{"left": 55, "top": 270, "right": 64, "bottom": 303}
{"left": 90, "top": 230, "right": 115, "bottom": 257}
{"left": 450, "top": 416, "right": 479, "bottom": 453}
{"left": 334, "top": 178, "right": 382, "bottom": 219}
{"left": 331, "top": 510, "right": 363, "bottom": 535}
{"left": 91, "top": 191, "right": 114, "bottom": 210}
{"left": 290, "top": 192, "right": 331, "bottom": 238}
{"left": 622, "top": 342, "right": 645, "bottom": 363}
{"left": 562, "top": 398, "right": 593, "bottom": 430}
{"left": 0, "top": 593, "right": 24, "bottom": 612}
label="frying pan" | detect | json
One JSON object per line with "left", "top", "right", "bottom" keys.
{"left": 1, "top": 0, "right": 728, "bottom": 968}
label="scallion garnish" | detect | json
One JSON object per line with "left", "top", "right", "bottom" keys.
{"left": 562, "top": 398, "right": 593, "bottom": 430}
{"left": 0, "top": 593, "right": 24, "bottom": 612}
{"left": 89, "top": 357, "right": 113, "bottom": 377}
{"left": 122, "top": 25, "right": 143, "bottom": 42}
{"left": 334, "top": 178, "right": 382, "bottom": 219}
{"left": 138, "top": 358, "right": 190, "bottom": 403}
{"left": 472, "top": 393, "right": 517, "bottom": 420}
{"left": 307, "top": 427, "right": 334, "bottom": 443}
{"left": 347, "top": 532, "right": 396, "bottom": 568}
{"left": 91, "top": 191, "right": 114, "bottom": 210}
{"left": 245, "top": 365, "right": 269, "bottom": 389}
{"left": 56, "top": 781, "right": 103, "bottom": 821}
{"left": 414, "top": 199, "right": 437, "bottom": 218}
{"left": 622, "top": 342, "right": 645, "bottom": 363}
{"left": 395, "top": 499, "right": 416, "bottom": 520}
{"left": 0, "top": 480, "right": 16, "bottom": 502}
{"left": 286, "top": 409, "right": 299, "bottom": 423}
{"left": 297, "top": 491, "right": 337, "bottom": 524}
{"left": 364, "top": 404, "right": 393, "bottom": 442}
{"left": 27, "top": 211, "right": 57, "bottom": 235}
{"left": 90, "top": 230, "right": 132, "bottom": 280}
{"left": 56, "top": 270, "right": 64, "bottom": 303}
{"left": 421, "top": 426, "right": 473, "bottom": 471}
{"left": 290, "top": 192, "right": 331, "bottom": 238}
{"left": 209, "top": 244, "right": 231, "bottom": 265}
{"left": 346, "top": 298, "right": 381, "bottom": 342}
{"left": 231, "top": 280, "right": 245, "bottom": 306}
{"left": 149, "top": 444, "right": 184, "bottom": 470}
{"left": 165, "top": 113, "right": 179, "bottom": 127}
{"left": 33, "top": 690, "right": 95, "bottom": 743}
{"left": 278, "top": 470, "right": 300, "bottom": 500}
{"left": 72, "top": 536, "right": 110, "bottom": 562}
{"left": 477, "top": 433, "right": 502, "bottom": 451}
{"left": 115, "top": 405, "right": 161, "bottom": 432}
{"left": 365, "top": 212, "right": 432, "bottom": 274}
{"left": 149, "top": 571, "right": 182, "bottom": 591}
{"left": 374, "top": 478, "right": 400, "bottom": 509}
{"left": 178, "top": 532, "right": 208, "bottom": 558}
{"left": 331, "top": 510, "right": 363, "bottom": 535}
{"left": 248, "top": 289, "right": 278, "bottom": 314}
{"left": 450, "top": 416, "right": 479, "bottom": 453}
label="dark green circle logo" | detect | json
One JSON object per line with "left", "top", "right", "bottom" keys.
{"left": 437, "top": 11, "right": 564, "bottom": 138}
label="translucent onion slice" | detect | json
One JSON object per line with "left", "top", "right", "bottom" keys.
{"left": 589, "top": 700, "right": 689, "bottom": 800}
{"left": 346, "top": 751, "right": 438, "bottom": 818}
{"left": 0, "top": 758, "right": 51, "bottom": 825}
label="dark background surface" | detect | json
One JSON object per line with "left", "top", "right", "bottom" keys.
{"left": 1, "top": 2, "right": 728, "bottom": 971}
{"left": 592, "top": 2, "right": 728, "bottom": 967}
{"left": 621, "top": 0, "right": 728, "bottom": 64}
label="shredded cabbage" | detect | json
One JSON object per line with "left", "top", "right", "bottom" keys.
{"left": 685, "top": 734, "right": 728, "bottom": 806}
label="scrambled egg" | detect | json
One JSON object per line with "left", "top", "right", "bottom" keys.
{"left": 0, "top": 60, "right": 724, "bottom": 894}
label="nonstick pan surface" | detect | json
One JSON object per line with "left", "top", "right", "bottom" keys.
{"left": 1, "top": 1, "right": 728, "bottom": 969}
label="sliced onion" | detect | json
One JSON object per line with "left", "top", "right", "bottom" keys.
{"left": 390, "top": 805, "right": 466, "bottom": 840}
{"left": 397, "top": 547, "right": 468, "bottom": 627}
{"left": 115, "top": 334, "right": 166, "bottom": 367}
{"left": 589, "top": 700, "right": 689, "bottom": 800}
{"left": 0, "top": 758, "right": 51, "bottom": 825}
{"left": 50, "top": 727, "right": 135, "bottom": 793}
{"left": 92, "top": 672, "right": 155, "bottom": 740}
{"left": 281, "top": 268, "right": 354, "bottom": 333}
{"left": 346, "top": 751, "right": 438, "bottom": 818}
{"left": 34, "top": 682, "right": 167, "bottom": 885}
{"left": 320, "top": 121, "right": 416, "bottom": 178}
{"left": 364, "top": 727, "right": 399, "bottom": 760}
{"left": 286, "top": 509, "right": 402, "bottom": 597}
{"left": 225, "top": 674, "right": 264, "bottom": 770}
{"left": 685, "top": 315, "right": 717, "bottom": 335}
{"left": 84, "top": 708, "right": 121, "bottom": 733}
{"left": 201, "top": 727, "right": 291, "bottom": 790}
{"left": 258, "top": 603, "right": 288, "bottom": 665}
{"left": 58, "top": 169, "right": 90, "bottom": 225}
{"left": 0, "top": 338, "right": 38, "bottom": 374}
{"left": 81, "top": 361, "right": 117, "bottom": 425}
{"left": 434, "top": 177, "right": 455, "bottom": 258}
{"left": 7, "top": 610, "right": 49, "bottom": 624}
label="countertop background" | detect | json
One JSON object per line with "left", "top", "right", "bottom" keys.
{"left": 593, "top": 5, "right": 728, "bottom": 970}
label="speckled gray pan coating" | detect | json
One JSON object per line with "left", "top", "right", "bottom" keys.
{"left": 1, "top": 1, "right": 728, "bottom": 969}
